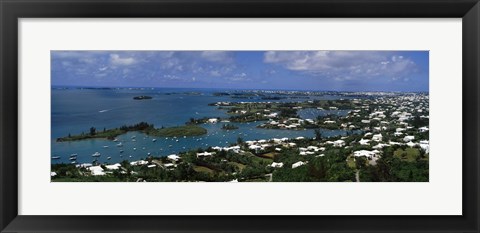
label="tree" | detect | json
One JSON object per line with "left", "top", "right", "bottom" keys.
{"left": 89, "top": 127, "right": 96, "bottom": 136}
{"left": 314, "top": 129, "right": 322, "bottom": 141}
{"left": 237, "top": 137, "right": 244, "bottom": 145}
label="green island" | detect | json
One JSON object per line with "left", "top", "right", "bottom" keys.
{"left": 133, "top": 95, "right": 153, "bottom": 100}
{"left": 148, "top": 125, "right": 207, "bottom": 137}
{"left": 56, "top": 122, "right": 207, "bottom": 142}
{"left": 221, "top": 123, "right": 239, "bottom": 130}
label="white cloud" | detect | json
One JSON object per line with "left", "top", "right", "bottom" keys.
{"left": 227, "top": 72, "right": 249, "bottom": 82}
{"left": 200, "top": 51, "right": 233, "bottom": 63}
{"left": 264, "top": 51, "right": 419, "bottom": 81}
{"left": 110, "top": 54, "right": 136, "bottom": 66}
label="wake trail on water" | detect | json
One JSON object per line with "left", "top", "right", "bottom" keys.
{"left": 98, "top": 109, "right": 113, "bottom": 113}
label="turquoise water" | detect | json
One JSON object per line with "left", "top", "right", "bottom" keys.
{"left": 51, "top": 88, "right": 352, "bottom": 164}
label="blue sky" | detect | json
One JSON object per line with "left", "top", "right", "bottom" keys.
{"left": 51, "top": 51, "right": 428, "bottom": 92}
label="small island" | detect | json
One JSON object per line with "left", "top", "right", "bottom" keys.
{"left": 221, "top": 123, "right": 239, "bottom": 130}
{"left": 56, "top": 122, "right": 207, "bottom": 142}
{"left": 150, "top": 125, "right": 207, "bottom": 137}
{"left": 133, "top": 95, "right": 152, "bottom": 100}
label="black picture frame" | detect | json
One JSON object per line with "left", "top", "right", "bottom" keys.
{"left": 1, "top": 0, "right": 479, "bottom": 232}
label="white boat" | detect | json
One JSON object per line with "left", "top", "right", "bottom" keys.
{"left": 113, "top": 138, "right": 118, "bottom": 142}
{"left": 92, "top": 152, "right": 101, "bottom": 157}
{"left": 132, "top": 139, "right": 136, "bottom": 142}
{"left": 116, "top": 142, "right": 123, "bottom": 147}
{"left": 51, "top": 156, "right": 60, "bottom": 159}
{"left": 71, "top": 161, "right": 77, "bottom": 164}
{"left": 152, "top": 139, "right": 157, "bottom": 142}
{"left": 69, "top": 157, "right": 77, "bottom": 161}
{"left": 70, "top": 153, "right": 78, "bottom": 157}
{"left": 133, "top": 148, "right": 137, "bottom": 151}
{"left": 107, "top": 157, "right": 111, "bottom": 160}
{"left": 131, "top": 136, "right": 136, "bottom": 139}
{"left": 103, "top": 146, "right": 109, "bottom": 148}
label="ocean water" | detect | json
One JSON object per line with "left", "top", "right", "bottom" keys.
{"left": 51, "top": 88, "right": 352, "bottom": 164}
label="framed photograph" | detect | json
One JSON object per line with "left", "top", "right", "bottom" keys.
{"left": 1, "top": 0, "right": 479, "bottom": 232}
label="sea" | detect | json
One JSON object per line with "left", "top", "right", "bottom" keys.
{"left": 51, "top": 87, "right": 354, "bottom": 165}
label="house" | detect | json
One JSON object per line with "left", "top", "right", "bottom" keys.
{"left": 403, "top": 135, "right": 415, "bottom": 142}
{"left": 353, "top": 150, "right": 380, "bottom": 159}
{"left": 270, "top": 162, "right": 284, "bottom": 168}
{"left": 419, "top": 126, "right": 429, "bottom": 132}
{"left": 292, "top": 161, "right": 306, "bottom": 169}
{"left": 105, "top": 163, "right": 121, "bottom": 170}
{"left": 167, "top": 154, "right": 181, "bottom": 162}
{"left": 372, "top": 134, "right": 383, "bottom": 142}
{"left": 333, "top": 140, "right": 346, "bottom": 147}
{"left": 406, "top": 141, "right": 416, "bottom": 147}
{"left": 196, "top": 151, "right": 214, "bottom": 158}
{"left": 207, "top": 118, "right": 218, "bottom": 123}
{"left": 359, "top": 139, "right": 370, "bottom": 145}
{"left": 88, "top": 166, "right": 106, "bottom": 176}
{"left": 419, "top": 140, "right": 430, "bottom": 153}
{"left": 130, "top": 160, "right": 148, "bottom": 166}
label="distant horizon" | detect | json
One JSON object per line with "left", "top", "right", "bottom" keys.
{"left": 51, "top": 85, "right": 429, "bottom": 93}
{"left": 52, "top": 51, "right": 429, "bottom": 92}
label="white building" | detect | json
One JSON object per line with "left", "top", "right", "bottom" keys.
{"left": 167, "top": 154, "right": 181, "bottom": 162}
{"left": 372, "top": 134, "right": 383, "bottom": 142}
{"left": 334, "top": 140, "right": 346, "bottom": 147}
{"left": 270, "top": 162, "right": 284, "bottom": 168}
{"left": 292, "top": 161, "right": 307, "bottom": 169}
{"left": 403, "top": 135, "right": 415, "bottom": 142}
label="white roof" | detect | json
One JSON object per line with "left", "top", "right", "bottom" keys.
{"left": 130, "top": 160, "right": 148, "bottom": 166}
{"left": 88, "top": 166, "right": 106, "bottom": 176}
{"left": 292, "top": 161, "right": 306, "bottom": 168}
{"left": 105, "top": 163, "right": 121, "bottom": 170}
{"left": 167, "top": 154, "right": 181, "bottom": 161}
{"left": 270, "top": 162, "right": 284, "bottom": 168}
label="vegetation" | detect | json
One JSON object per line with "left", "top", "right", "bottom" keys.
{"left": 221, "top": 123, "right": 239, "bottom": 130}
{"left": 148, "top": 125, "right": 207, "bottom": 137}
{"left": 57, "top": 122, "right": 206, "bottom": 141}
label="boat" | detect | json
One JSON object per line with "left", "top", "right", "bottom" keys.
{"left": 119, "top": 150, "right": 124, "bottom": 153}
{"left": 152, "top": 139, "right": 157, "bottom": 142}
{"left": 116, "top": 142, "right": 123, "bottom": 147}
{"left": 107, "top": 157, "right": 111, "bottom": 160}
{"left": 131, "top": 135, "right": 136, "bottom": 139}
{"left": 69, "top": 157, "right": 77, "bottom": 161}
{"left": 133, "top": 147, "right": 137, "bottom": 151}
{"left": 103, "top": 146, "right": 109, "bottom": 148}
{"left": 51, "top": 156, "right": 60, "bottom": 159}
{"left": 92, "top": 152, "right": 101, "bottom": 157}
{"left": 70, "top": 153, "right": 78, "bottom": 157}
{"left": 147, "top": 152, "right": 151, "bottom": 156}
{"left": 113, "top": 138, "right": 118, "bottom": 142}
{"left": 71, "top": 161, "right": 77, "bottom": 164}
{"left": 132, "top": 139, "right": 136, "bottom": 142}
